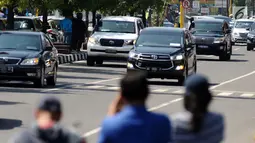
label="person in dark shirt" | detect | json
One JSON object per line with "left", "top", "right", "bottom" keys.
{"left": 9, "top": 96, "right": 86, "bottom": 143}
{"left": 171, "top": 74, "right": 225, "bottom": 143}
{"left": 72, "top": 12, "right": 86, "bottom": 52}
{"left": 98, "top": 71, "right": 172, "bottom": 143}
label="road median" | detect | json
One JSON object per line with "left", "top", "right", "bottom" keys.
{"left": 58, "top": 51, "right": 87, "bottom": 65}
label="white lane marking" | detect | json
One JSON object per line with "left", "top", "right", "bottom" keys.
{"left": 82, "top": 69, "right": 255, "bottom": 137}
{"left": 86, "top": 85, "right": 104, "bottom": 89}
{"left": 106, "top": 86, "right": 120, "bottom": 90}
{"left": 83, "top": 97, "right": 183, "bottom": 137}
{"left": 234, "top": 48, "right": 240, "bottom": 51}
{"left": 45, "top": 78, "right": 120, "bottom": 91}
{"left": 210, "top": 70, "right": 255, "bottom": 90}
{"left": 213, "top": 90, "right": 255, "bottom": 94}
{"left": 153, "top": 89, "right": 169, "bottom": 93}
{"left": 240, "top": 93, "right": 254, "bottom": 97}
{"left": 216, "top": 92, "right": 233, "bottom": 96}
{"left": 172, "top": 90, "right": 184, "bottom": 94}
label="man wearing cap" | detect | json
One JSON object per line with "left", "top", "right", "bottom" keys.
{"left": 9, "top": 96, "right": 86, "bottom": 143}
{"left": 98, "top": 71, "right": 172, "bottom": 143}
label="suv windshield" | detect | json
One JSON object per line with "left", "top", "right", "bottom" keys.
{"left": 194, "top": 22, "right": 223, "bottom": 34}
{"left": 96, "top": 20, "right": 136, "bottom": 33}
{"left": 235, "top": 21, "right": 253, "bottom": 28}
{"left": 135, "top": 33, "right": 182, "bottom": 47}
{"left": 0, "top": 33, "right": 41, "bottom": 51}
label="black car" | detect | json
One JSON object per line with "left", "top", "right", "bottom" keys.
{"left": 192, "top": 19, "right": 232, "bottom": 61}
{"left": 0, "top": 31, "right": 58, "bottom": 87}
{"left": 246, "top": 22, "right": 255, "bottom": 51}
{"left": 127, "top": 27, "right": 196, "bottom": 84}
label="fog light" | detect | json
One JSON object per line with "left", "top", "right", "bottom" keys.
{"left": 127, "top": 63, "right": 134, "bottom": 69}
{"left": 27, "top": 73, "right": 36, "bottom": 76}
{"left": 176, "top": 65, "right": 184, "bottom": 70}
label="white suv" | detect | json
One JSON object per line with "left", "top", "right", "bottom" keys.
{"left": 86, "top": 16, "right": 144, "bottom": 66}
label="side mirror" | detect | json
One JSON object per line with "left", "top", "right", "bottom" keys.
{"left": 45, "top": 46, "right": 52, "bottom": 51}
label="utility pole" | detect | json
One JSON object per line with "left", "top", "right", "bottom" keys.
{"left": 229, "top": 0, "right": 232, "bottom": 16}
{"left": 179, "top": 0, "right": 184, "bottom": 28}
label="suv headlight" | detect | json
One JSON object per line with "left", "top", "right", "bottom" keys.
{"left": 171, "top": 54, "right": 183, "bottom": 60}
{"left": 214, "top": 37, "right": 224, "bottom": 43}
{"left": 88, "top": 37, "right": 99, "bottom": 44}
{"left": 124, "top": 40, "right": 134, "bottom": 46}
{"left": 233, "top": 32, "right": 239, "bottom": 36}
{"left": 129, "top": 51, "right": 138, "bottom": 59}
{"left": 20, "top": 58, "right": 39, "bottom": 65}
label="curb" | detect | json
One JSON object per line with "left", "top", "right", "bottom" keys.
{"left": 57, "top": 52, "right": 87, "bottom": 65}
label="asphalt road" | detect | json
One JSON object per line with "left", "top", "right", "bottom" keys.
{"left": 1, "top": 45, "right": 255, "bottom": 143}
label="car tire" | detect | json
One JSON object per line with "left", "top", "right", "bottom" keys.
{"left": 46, "top": 65, "right": 57, "bottom": 86}
{"left": 96, "top": 60, "right": 103, "bottom": 65}
{"left": 247, "top": 44, "right": 253, "bottom": 51}
{"left": 87, "top": 56, "right": 95, "bottom": 66}
{"left": 34, "top": 66, "right": 45, "bottom": 88}
{"left": 219, "top": 45, "right": 231, "bottom": 61}
{"left": 231, "top": 42, "right": 235, "bottom": 46}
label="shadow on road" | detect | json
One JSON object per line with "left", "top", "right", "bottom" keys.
{"left": 0, "top": 100, "right": 25, "bottom": 105}
{"left": 148, "top": 81, "right": 181, "bottom": 86}
{"left": 95, "top": 64, "right": 126, "bottom": 69}
{"left": 197, "top": 59, "right": 248, "bottom": 62}
{"left": 0, "top": 118, "right": 22, "bottom": 130}
{"left": 232, "top": 54, "right": 245, "bottom": 56}
{"left": 58, "top": 74, "right": 104, "bottom": 80}
{"left": 59, "top": 67, "right": 124, "bottom": 75}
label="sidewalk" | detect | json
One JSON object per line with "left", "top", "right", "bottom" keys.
{"left": 58, "top": 50, "right": 87, "bottom": 65}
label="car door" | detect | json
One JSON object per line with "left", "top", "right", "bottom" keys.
{"left": 184, "top": 31, "right": 195, "bottom": 74}
{"left": 43, "top": 35, "right": 56, "bottom": 74}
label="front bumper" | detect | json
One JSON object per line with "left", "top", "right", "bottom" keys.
{"left": 232, "top": 35, "right": 247, "bottom": 43}
{"left": 0, "top": 65, "right": 41, "bottom": 81}
{"left": 196, "top": 43, "right": 225, "bottom": 56}
{"left": 127, "top": 58, "right": 185, "bottom": 79}
{"left": 87, "top": 43, "right": 132, "bottom": 60}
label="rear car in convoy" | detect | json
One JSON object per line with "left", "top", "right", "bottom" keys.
{"left": 231, "top": 19, "right": 254, "bottom": 45}
{"left": 192, "top": 19, "right": 232, "bottom": 61}
{"left": 247, "top": 21, "right": 255, "bottom": 51}
{"left": 14, "top": 16, "right": 42, "bottom": 32}
{"left": 127, "top": 27, "right": 196, "bottom": 84}
{"left": 0, "top": 31, "right": 58, "bottom": 87}
{"left": 87, "top": 16, "right": 144, "bottom": 66}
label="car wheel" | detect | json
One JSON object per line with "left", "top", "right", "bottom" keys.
{"left": 219, "top": 45, "right": 231, "bottom": 61}
{"left": 34, "top": 66, "right": 45, "bottom": 88}
{"left": 231, "top": 42, "right": 235, "bottom": 46}
{"left": 247, "top": 44, "right": 253, "bottom": 51}
{"left": 87, "top": 56, "right": 95, "bottom": 66}
{"left": 46, "top": 65, "right": 57, "bottom": 86}
{"left": 96, "top": 60, "right": 103, "bottom": 65}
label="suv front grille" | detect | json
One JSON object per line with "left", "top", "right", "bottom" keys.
{"left": 239, "top": 33, "right": 248, "bottom": 38}
{"left": 100, "top": 39, "right": 124, "bottom": 47}
{"left": 0, "top": 57, "right": 21, "bottom": 65}
{"left": 195, "top": 37, "right": 214, "bottom": 44}
{"left": 136, "top": 54, "right": 173, "bottom": 70}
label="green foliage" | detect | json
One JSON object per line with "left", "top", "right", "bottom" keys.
{"left": 233, "top": 0, "right": 246, "bottom": 6}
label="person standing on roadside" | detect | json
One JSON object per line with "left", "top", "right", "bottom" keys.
{"left": 9, "top": 96, "right": 86, "bottom": 143}
{"left": 171, "top": 74, "right": 225, "bottom": 143}
{"left": 60, "top": 14, "right": 72, "bottom": 45}
{"left": 98, "top": 71, "right": 172, "bottom": 143}
{"left": 72, "top": 12, "right": 86, "bottom": 52}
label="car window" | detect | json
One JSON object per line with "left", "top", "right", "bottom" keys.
{"left": 0, "top": 33, "right": 41, "bottom": 51}
{"left": 96, "top": 20, "right": 136, "bottom": 33}
{"left": 193, "top": 21, "right": 224, "bottom": 35}
{"left": 235, "top": 21, "right": 253, "bottom": 28}
{"left": 135, "top": 32, "right": 183, "bottom": 48}
{"left": 14, "top": 19, "right": 34, "bottom": 30}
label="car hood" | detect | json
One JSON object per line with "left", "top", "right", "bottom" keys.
{"left": 92, "top": 32, "right": 138, "bottom": 40}
{"left": 0, "top": 50, "right": 40, "bottom": 59}
{"left": 232, "top": 28, "right": 249, "bottom": 33}
{"left": 135, "top": 46, "right": 182, "bottom": 55}
{"left": 193, "top": 33, "right": 224, "bottom": 38}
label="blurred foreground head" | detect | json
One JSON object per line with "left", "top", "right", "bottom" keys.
{"left": 35, "top": 96, "right": 62, "bottom": 129}
{"left": 120, "top": 71, "right": 149, "bottom": 104}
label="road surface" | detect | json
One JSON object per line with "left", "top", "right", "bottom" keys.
{"left": 0, "top": 45, "right": 255, "bottom": 143}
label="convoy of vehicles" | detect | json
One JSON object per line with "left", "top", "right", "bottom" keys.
{"left": 127, "top": 27, "right": 196, "bottom": 84}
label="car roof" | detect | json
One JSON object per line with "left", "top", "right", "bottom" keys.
{"left": 102, "top": 16, "right": 140, "bottom": 22}
{"left": 193, "top": 16, "right": 215, "bottom": 19}
{"left": 141, "top": 27, "right": 184, "bottom": 34}
{"left": 0, "top": 31, "right": 43, "bottom": 36}
{"left": 14, "top": 16, "right": 40, "bottom": 19}
{"left": 194, "top": 18, "right": 225, "bottom": 23}
{"left": 235, "top": 19, "right": 254, "bottom": 22}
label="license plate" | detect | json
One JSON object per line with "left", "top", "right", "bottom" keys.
{"left": 0, "top": 66, "right": 13, "bottom": 73}
{"left": 151, "top": 67, "right": 158, "bottom": 72}
{"left": 105, "top": 49, "right": 117, "bottom": 53}
{"left": 198, "top": 45, "right": 208, "bottom": 48}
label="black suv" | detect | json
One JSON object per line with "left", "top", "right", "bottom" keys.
{"left": 127, "top": 27, "right": 196, "bottom": 84}
{"left": 192, "top": 19, "right": 232, "bottom": 61}
{"left": 246, "top": 22, "right": 255, "bottom": 51}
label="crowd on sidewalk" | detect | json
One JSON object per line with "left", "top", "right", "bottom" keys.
{"left": 8, "top": 71, "right": 225, "bottom": 143}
